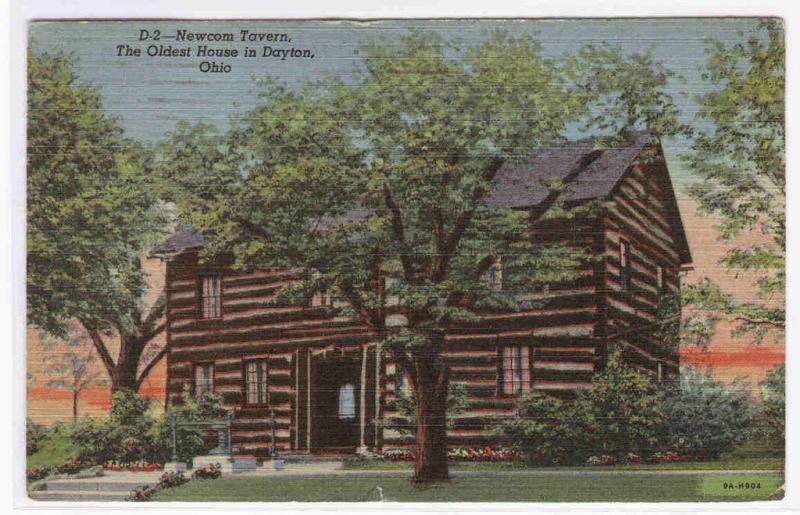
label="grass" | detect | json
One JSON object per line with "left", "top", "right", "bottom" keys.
{"left": 151, "top": 473, "right": 784, "bottom": 502}
{"left": 26, "top": 426, "right": 77, "bottom": 469}
{"left": 342, "top": 457, "right": 784, "bottom": 472}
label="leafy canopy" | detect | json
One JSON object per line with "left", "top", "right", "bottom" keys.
{"left": 27, "top": 51, "right": 166, "bottom": 337}
{"left": 683, "top": 20, "right": 785, "bottom": 342}
{"left": 159, "top": 31, "right": 590, "bottom": 340}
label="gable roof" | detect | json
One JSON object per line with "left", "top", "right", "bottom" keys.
{"left": 482, "top": 131, "right": 657, "bottom": 208}
{"left": 153, "top": 131, "right": 691, "bottom": 264}
{"left": 151, "top": 226, "right": 206, "bottom": 254}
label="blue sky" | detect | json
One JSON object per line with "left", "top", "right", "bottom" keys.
{"left": 29, "top": 18, "right": 764, "bottom": 187}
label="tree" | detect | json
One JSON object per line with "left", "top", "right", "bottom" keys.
{"left": 663, "top": 367, "right": 754, "bottom": 459}
{"left": 682, "top": 20, "right": 785, "bottom": 343}
{"left": 27, "top": 51, "right": 168, "bottom": 392}
{"left": 757, "top": 363, "right": 785, "bottom": 455}
{"left": 160, "top": 31, "right": 588, "bottom": 482}
{"left": 45, "top": 327, "right": 107, "bottom": 421}
{"left": 567, "top": 42, "right": 693, "bottom": 141}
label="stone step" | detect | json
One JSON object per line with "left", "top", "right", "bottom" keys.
{"left": 41, "top": 479, "right": 157, "bottom": 492}
{"left": 28, "top": 490, "right": 130, "bottom": 502}
{"left": 279, "top": 454, "right": 346, "bottom": 464}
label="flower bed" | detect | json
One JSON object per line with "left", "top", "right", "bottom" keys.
{"left": 127, "top": 471, "right": 190, "bottom": 502}
{"left": 650, "top": 451, "right": 686, "bottom": 463}
{"left": 192, "top": 463, "right": 222, "bottom": 480}
{"left": 104, "top": 462, "right": 163, "bottom": 472}
{"left": 382, "top": 447, "right": 521, "bottom": 463}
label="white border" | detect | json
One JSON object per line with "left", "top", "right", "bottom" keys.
{"left": 6, "top": 0, "right": 799, "bottom": 513}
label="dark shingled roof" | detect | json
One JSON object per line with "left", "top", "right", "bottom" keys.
{"left": 482, "top": 131, "right": 657, "bottom": 208}
{"left": 151, "top": 226, "right": 206, "bottom": 254}
{"left": 153, "top": 132, "right": 690, "bottom": 263}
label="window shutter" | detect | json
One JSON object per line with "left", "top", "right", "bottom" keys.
{"left": 521, "top": 346, "right": 531, "bottom": 392}
{"left": 502, "top": 346, "right": 513, "bottom": 395}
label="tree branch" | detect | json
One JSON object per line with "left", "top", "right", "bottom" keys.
{"left": 433, "top": 157, "right": 505, "bottom": 282}
{"left": 383, "top": 183, "right": 415, "bottom": 284}
{"left": 135, "top": 345, "right": 169, "bottom": 390}
{"left": 81, "top": 323, "right": 116, "bottom": 376}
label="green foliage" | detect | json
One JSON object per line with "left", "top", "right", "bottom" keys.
{"left": 27, "top": 51, "right": 167, "bottom": 338}
{"left": 494, "top": 392, "right": 592, "bottom": 465}
{"left": 27, "top": 423, "right": 78, "bottom": 469}
{"left": 72, "top": 391, "right": 165, "bottom": 465}
{"left": 663, "top": 368, "right": 754, "bottom": 459}
{"left": 683, "top": 19, "right": 784, "bottom": 342}
{"left": 152, "top": 386, "right": 228, "bottom": 463}
{"left": 381, "top": 382, "right": 469, "bottom": 436}
{"left": 749, "top": 364, "right": 785, "bottom": 456}
{"left": 497, "top": 350, "right": 665, "bottom": 464}
{"left": 581, "top": 348, "right": 665, "bottom": 457}
{"left": 567, "top": 43, "right": 693, "bottom": 140}
{"left": 26, "top": 419, "right": 50, "bottom": 456}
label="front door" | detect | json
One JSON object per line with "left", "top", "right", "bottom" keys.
{"left": 310, "top": 353, "right": 360, "bottom": 452}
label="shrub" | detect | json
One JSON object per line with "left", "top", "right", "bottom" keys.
{"left": 756, "top": 364, "right": 785, "bottom": 456}
{"left": 26, "top": 419, "right": 50, "bottom": 456}
{"left": 495, "top": 391, "right": 591, "bottom": 466}
{"left": 125, "top": 471, "right": 189, "bottom": 502}
{"left": 192, "top": 463, "right": 221, "bottom": 480}
{"left": 127, "top": 485, "right": 158, "bottom": 502}
{"left": 379, "top": 382, "right": 468, "bottom": 436}
{"left": 150, "top": 385, "right": 227, "bottom": 464}
{"left": 157, "top": 471, "right": 189, "bottom": 489}
{"left": 72, "top": 391, "right": 167, "bottom": 466}
{"left": 55, "top": 458, "right": 87, "bottom": 475}
{"left": 663, "top": 367, "right": 754, "bottom": 460}
{"left": 26, "top": 466, "right": 52, "bottom": 482}
{"left": 581, "top": 348, "right": 665, "bottom": 457}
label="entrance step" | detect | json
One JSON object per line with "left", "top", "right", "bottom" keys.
{"left": 279, "top": 453, "right": 348, "bottom": 464}
{"left": 28, "top": 471, "right": 162, "bottom": 502}
{"left": 29, "top": 489, "right": 132, "bottom": 502}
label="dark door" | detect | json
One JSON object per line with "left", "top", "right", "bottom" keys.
{"left": 310, "top": 355, "right": 360, "bottom": 452}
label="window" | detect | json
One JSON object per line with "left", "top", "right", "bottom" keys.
{"left": 482, "top": 256, "right": 503, "bottom": 292}
{"left": 396, "top": 368, "right": 411, "bottom": 396}
{"left": 245, "top": 360, "right": 268, "bottom": 405}
{"left": 501, "top": 346, "right": 531, "bottom": 395}
{"left": 194, "top": 363, "right": 214, "bottom": 397}
{"left": 619, "top": 239, "right": 632, "bottom": 291}
{"left": 310, "top": 289, "right": 331, "bottom": 308}
{"left": 338, "top": 383, "right": 356, "bottom": 419}
{"left": 200, "top": 275, "right": 222, "bottom": 318}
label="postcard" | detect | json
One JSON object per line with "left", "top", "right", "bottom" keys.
{"left": 23, "top": 17, "right": 785, "bottom": 503}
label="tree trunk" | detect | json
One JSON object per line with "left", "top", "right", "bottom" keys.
{"left": 410, "top": 342, "right": 450, "bottom": 484}
{"left": 110, "top": 335, "right": 144, "bottom": 394}
{"left": 72, "top": 390, "right": 79, "bottom": 421}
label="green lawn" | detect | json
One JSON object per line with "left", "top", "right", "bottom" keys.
{"left": 151, "top": 473, "right": 784, "bottom": 502}
{"left": 27, "top": 427, "right": 77, "bottom": 469}
{"left": 342, "top": 457, "right": 784, "bottom": 472}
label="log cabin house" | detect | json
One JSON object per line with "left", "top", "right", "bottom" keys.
{"left": 152, "top": 132, "right": 691, "bottom": 459}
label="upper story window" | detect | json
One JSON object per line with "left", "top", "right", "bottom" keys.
{"left": 619, "top": 239, "right": 632, "bottom": 292}
{"left": 482, "top": 256, "right": 503, "bottom": 292}
{"left": 245, "top": 360, "right": 269, "bottom": 406}
{"left": 194, "top": 362, "right": 214, "bottom": 397}
{"left": 501, "top": 345, "right": 531, "bottom": 396}
{"left": 200, "top": 275, "right": 222, "bottom": 319}
{"left": 310, "top": 288, "right": 332, "bottom": 308}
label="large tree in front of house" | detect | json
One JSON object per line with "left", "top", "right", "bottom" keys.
{"left": 27, "top": 51, "right": 168, "bottom": 393}
{"left": 159, "top": 31, "right": 591, "bottom": 482}
{"left": 159, "top": 31, "right": 695, "bottom": 482}
{"left": 682, "top": 20, "right": 784, "bottom": 344}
